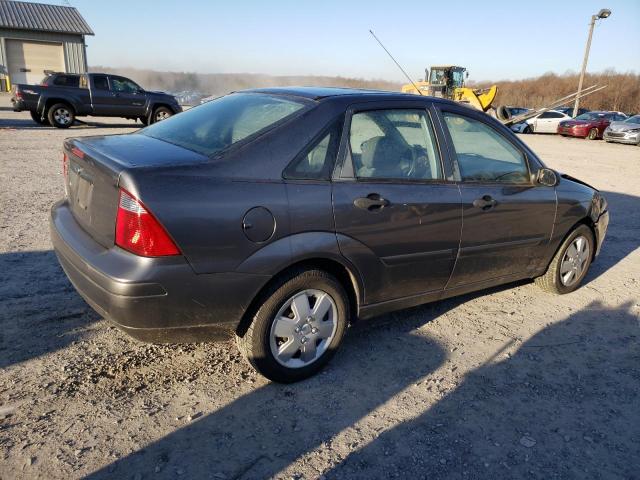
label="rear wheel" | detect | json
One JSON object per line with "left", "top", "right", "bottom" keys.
{"left": 30, "top": 110, "right": 49, "bottom": 125}
{"left": 524, "top": 125, "right": 532, "bottom": 134}
{"left": 236, "top": 269, "right": 349, "bottom": 383}
{"left": 588, "top": 128, "right": 599, "bottom": 140}
{"left": 535, "top": 225, "right": 594, "bottom": 294}
{"left": 150, "top": 106, "right": 173, "bottom": 124}
{"left": 47, "top": 103, "right": 75, "bottom": 128}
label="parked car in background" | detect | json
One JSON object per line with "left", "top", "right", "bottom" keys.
{"left": 557, "top": 111, "right": 628, "bottom": 140}
{"left": 603, "top": 114, "right": 640, "bottom": 145}
{"left": 507, "top": 106, "right": 531, "bottom": 117}
{"left": 511, "top": 110, "right": 571, "bottom": 134}
{"left": 556, "top": 107, "right": 590, "bottom": 118}
{"left": 11, "top": 72, "right": 182, "bottom": 128}
{"left": 50, "top": 87, "right": 609, "bottom": 382}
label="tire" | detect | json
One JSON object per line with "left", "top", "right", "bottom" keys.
{"left": 524, "top": 125, "right": 532, "bottom": 134}
{"left": 150, "top": 106, "right": 173, "bottom": 124}
{"left": 139, "top": 116, "right": 148, "bottom": 126}
{"left": 30, "top": 110, "right": 49, "bottom": 125}
{"left": 496, "top": 105, "right": 511, "bottom": 121}
{"left": 47, "top": 103, "right": 75, "bottom": 129}
{"left": 236, "top": 268, "right": 349, "bottom": 383}
{"left": 588, "top": 128, "right": 599, "bottom": 140}
{"left": 535, "top": 225, "right": 594, "bottom": 294}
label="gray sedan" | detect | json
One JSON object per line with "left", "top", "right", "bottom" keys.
{"left": 50, "top": 87, "right": 609, "bottom": 382}
{"left": 604, "top": 115, "right": 640, "bottom": 145}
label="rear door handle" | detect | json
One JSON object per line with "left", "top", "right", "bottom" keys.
{"left": 354, "top": 194, "right": 390, "bottom": 211}
{"left": 473, "top": 195, "right": 498, "bottom": 210}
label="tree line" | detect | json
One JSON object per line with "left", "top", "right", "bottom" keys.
{"left": 475, "top": 70, "right": 639, "bottom": 114}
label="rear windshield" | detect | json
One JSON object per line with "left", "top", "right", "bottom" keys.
{"left": 141, "top": 93, "right": 309, "bottom": 156}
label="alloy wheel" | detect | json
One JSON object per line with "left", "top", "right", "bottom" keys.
{"left": 559, "top": 235, "right": 590, "bottom": 286}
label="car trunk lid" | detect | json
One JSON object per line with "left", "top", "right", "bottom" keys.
{"left": 63, "top": 133, "right": 210, "bottom": 249}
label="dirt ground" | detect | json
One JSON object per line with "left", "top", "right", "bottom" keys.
{"left": 1, "top": 96, "right": 639, "bottom": 480}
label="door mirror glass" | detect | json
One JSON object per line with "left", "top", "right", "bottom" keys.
{"left": 536, "top": 168, "right": 557, "bottom": 187}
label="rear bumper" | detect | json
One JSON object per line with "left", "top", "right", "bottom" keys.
{"left": 50, "top": 200, "right": 269, "bottom": 342}
{"left": 11, "top": 98, "right": 25, "bottom": 112}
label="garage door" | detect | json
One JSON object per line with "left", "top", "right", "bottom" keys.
{"left": 6, "top": 39, "right": 65, "bottom": 85}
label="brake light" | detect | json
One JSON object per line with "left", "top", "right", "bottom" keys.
{"left": 115, "top": 189, "right": 180, "bottom": 257}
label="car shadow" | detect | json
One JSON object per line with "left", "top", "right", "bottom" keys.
{"left": 0, "top": 250, "right": 99, "bottom": 369}
{"left": 0, "top": 118, "right": 141, "bottom": 130}
{"left": 326, "top": 300, "right": 640, "bottom": 478}
{"left": 85, "top": 305, "right": 456, "bottom": 479}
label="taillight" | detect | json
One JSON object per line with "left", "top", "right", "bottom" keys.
{"left": 115, "top": 189, "right": 180, "bottom": 257}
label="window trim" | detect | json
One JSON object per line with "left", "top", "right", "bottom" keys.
{"left": 436, "top": 105, "right": 538, "bottom": 186}
{"left": 282, "top": 114, "right": 344, "bottom": 182}
{"left": 333, "top": 103, "right": 450, "bottom": 185}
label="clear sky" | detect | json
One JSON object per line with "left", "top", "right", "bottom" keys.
{"left": 35, "top": 0, "right": 640, "bottom": 82}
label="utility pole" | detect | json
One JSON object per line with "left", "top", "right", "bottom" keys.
{"left": 573, "top": 9, "right": 611, "bottom": 117}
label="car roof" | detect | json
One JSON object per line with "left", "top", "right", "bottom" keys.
{"left": 242, "top": 86, "right": 435, "bottom": 102}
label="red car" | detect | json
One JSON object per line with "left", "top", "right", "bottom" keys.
{"left": 557, "top": 111, "right": 627, "bottom": 139}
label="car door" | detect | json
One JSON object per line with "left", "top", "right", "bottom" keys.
{"left": 436, "top": 105, "right": 556, "bottom": 288}
{"left": 332, "top": 103, "right": 462, "bottom": 304}
{"left": 108, "top": 76, "right": 146, "bottom": 117}
{"left": 90, "top": 74, "right": 115, "bottom": 116}
{"left": 534, "top": 111, "right": 556, "bottom": 133}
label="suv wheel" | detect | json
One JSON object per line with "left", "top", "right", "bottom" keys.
{"left": 47, "top": 103, "right": 75, "bottom": 129}
{"left": 151, "top": 106, "right": 173, "bottom": 124}
{"left": 587, "top": 128, "right": 599, "bottom": 140}
{"left": 237, "top": 269, "right": 349, "bottom": 383}
{"left": 535, "top": 225, "right": 594, "bottom": 294}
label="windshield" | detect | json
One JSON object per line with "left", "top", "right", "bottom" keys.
{"left": 575, "top": 113, "right": 603, "bottom": 121}
{"left": 624, "top": 115, "right": 640, "bottom": 123}
{"left": 142, "top": 93, "right": 308, "bottom": 156}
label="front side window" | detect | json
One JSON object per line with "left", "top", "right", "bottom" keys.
{"left": 111, "top": 77, "right": 140, "bottom": 93}
{"left": 349, "top": 109, "right": 442, "bottom": 181}
{"left": 443, "top": 112, "right": 529, "bottom": 184}
{"left": 142, "top": 93, "right": 308, "bottom": 157}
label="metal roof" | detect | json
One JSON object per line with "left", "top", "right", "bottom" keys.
{"left": 0, "top": 1, "right": 93, "bottom": 35}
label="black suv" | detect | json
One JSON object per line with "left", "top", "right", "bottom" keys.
{"left": 11, "top": 72, "right": 182, "bottom": 128}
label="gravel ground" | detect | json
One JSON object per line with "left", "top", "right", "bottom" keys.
{"left": 1, "top": 96, "right": 639, "bottom": 480}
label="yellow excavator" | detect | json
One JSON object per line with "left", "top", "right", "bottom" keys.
{"left": 401, "top": 65, "right": 498, "bottom": 113}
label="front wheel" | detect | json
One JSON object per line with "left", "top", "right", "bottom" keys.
{"left": 524, "top": 125, "right": 532, "bottom": 134}
{"left": 47, "top": 103, "right": 75, "bottom": 128}
{"left": 237, "top": 269, "right": 349, "bottom": 383}
{"left": 588, "top": 128, "right": 599, "bottom": 140}
{"left": 535, "top": 225, "right": 594, "bottom": 294}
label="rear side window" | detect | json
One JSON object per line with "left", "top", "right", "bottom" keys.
{"left": 284, "top": 119, "right": 342, "bottom": 180}
{"left": 93, "top": 75, "right": 109, "bottom": 91}
{"left": 52, "top": 75, "right": 80, "bottom": 88}
{"left": 142, "top": 93, "right": 308, "bottom": 157}
{"left": 539, "top": 111, "right": 563, "bottom": 119}
{"left": 443, "top": 112, "right": 529, "bottom": 184}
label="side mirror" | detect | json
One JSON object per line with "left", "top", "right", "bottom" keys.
{"left": 136, "top": 88, "right": 145, "bottom": 94}
{"left": 537, "top": 168, "right": 558, "bottom": 187}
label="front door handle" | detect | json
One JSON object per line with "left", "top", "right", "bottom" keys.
{"left": 354, "top": 193, "right": 390, "bottom": 211}
{"left": 473, "top": 195, "right": 498, "bottom": 210}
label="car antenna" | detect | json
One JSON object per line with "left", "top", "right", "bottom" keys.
{"left": 369, "top": 29, "right": 423, "bottom": 96}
